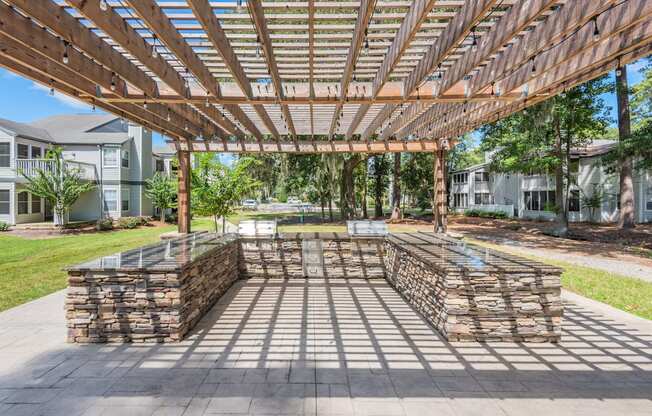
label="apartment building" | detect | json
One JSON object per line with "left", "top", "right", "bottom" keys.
{"left": 449, "top": 141, "right": 652, "bottom": 224}
{"left": 0, "top": 114, "right": 173, "bottom": 225}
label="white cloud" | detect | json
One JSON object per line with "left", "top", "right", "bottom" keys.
{"left": 30, "top": 82, "right": 92, "bottom": 110}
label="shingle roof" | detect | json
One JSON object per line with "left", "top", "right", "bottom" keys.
{"left": 153, "top": 144, "right": 176, "bottom": 156}
{"left": 0, "top": 118, "right": 52, "bottom": 142}
{"left": 29, "top": 114, "right": 129, "bottom": 145}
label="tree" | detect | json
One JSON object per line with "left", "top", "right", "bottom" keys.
{"left": 191, "top": 154, "right": 261, "bottom": 233}
{"left": 390, "top": 153, "right": 402, "bottom": 219}
{"left": 145, "top": 172, "right": 177, "bottom": 223}
{"left": 339, "top": 154, "right": 366, "bottom": 220}
{"left": 369, "top": 154, "right": 390, "bottom": 217}
{"left": 580, "top": 184, "right": 606, "bottom": 223}
{"left": 615, "top": 65, "right": 635, "bottom": 229}
{"left": 481, "top": 78, "right": 610, "bottom": 236}
{"left": 21, "top": 147, "right": 95, "bottom": 227}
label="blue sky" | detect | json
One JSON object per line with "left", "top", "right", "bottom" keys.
{"left": 0, "top": 57, "right": 648, "bottom": 147}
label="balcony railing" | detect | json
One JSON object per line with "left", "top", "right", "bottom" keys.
{"left": 15, "top": 159, "right": 97, "bottom": 181}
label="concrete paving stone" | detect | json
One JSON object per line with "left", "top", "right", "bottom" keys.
{"left": 151, "top": 406, "right": 187, "bottom": 416}
{"left": 477, "top": 380, "right": 529, "bottom": 393}
{"left": 4, "top": 388, "right": 61, "bottom": 404}
{"left": 205, "top": 369, "right": 247, "bottom": 384}
{"left": 2, "top": 403, "right": 41, "bottom": 416}
{"left": 401, "top": 400, "right": 456, "bottom": 416}
{"left": 266, "top": 368, "right": 290, "bottom": 383}
{"left": 349, "top": 372, "right": 396, "bottom": 398}
{"left": 316, "top": 369, "right": 347, "bottom": 384}
{"left": 69, "top": 361, "right": 125, "bottom": 378}
{"left": 250, "top": 383, "right": 315, "bottom": 415}
{"left": 352, "top": 399, "right": 405, "bottom": 416}
{"left": 206, "top": 383, "right": 255, "bottom": 413}
{"left": 289, "top": 368, "right": 315, "bottom": 384}
{"left": 433, "top": 376, "right": 485, "bottom": 393}
{"left": 244, "top": 369, "right": 268, "bottom": 383}
{"left": 315, "top": 383, "right": 353, "bottom": 416}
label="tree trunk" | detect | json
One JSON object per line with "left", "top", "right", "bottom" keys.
{"left": 391, "top": 153, "right": 401, "bottom": 219}
{"left": 616, "top": 65, "right": 636, "bottom": 229}
{"left": 340, "top": 155, "right": 361, "bottom": 220}
{"left": 214, "top": 215, "right": 219, "bottom": 233}
{"left": 374, "top": 155, "right": 384, "bottom": 217}
{"left": 222, "top": 216, "right": 226, "bottom": 234}
{"left": 553, "top": 118, "right": 569, "bottom": 237}
{"left": 362, "top": 159, "right": 368, "bottom": 219}
{"left": 320, "top": 194, "right": 325, "bottom": 221}
{"left": 328, "top": 197, "right": 333, "bottom": 222}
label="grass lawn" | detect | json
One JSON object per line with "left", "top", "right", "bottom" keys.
{"left": 469, "top": 239, "right": 652, "bottom": 320}
{"left": 0, "top": 218, "right": 212, "bottom": 312}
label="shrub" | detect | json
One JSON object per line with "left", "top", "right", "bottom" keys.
{"left": 464, "top": 209, "right": 508, "bottom": 219}
{"left": 117, "top": 216, "right": 142, "bottom": 229}
{"left": 95, "top": 217, "right": 114, "bottom": 231}
{"left": 165, "top": 212, "right": 178, "bottom": 224}
{"left": 0, "top": 221, "right": 9, "bottom": 231}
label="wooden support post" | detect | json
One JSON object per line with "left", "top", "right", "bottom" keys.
{"left": 177, "top": 149, "right": 191, "bottom": 234}
{"left": 433, "top": 149, "right": 448, "bottom": 233}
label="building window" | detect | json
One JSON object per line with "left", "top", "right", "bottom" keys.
{"left": 103, "top": 148, "right": 118, "bottom": 167}
{"left": 525, "top": 168, "right": 547, "bottom": 177}
{"left": 17, "top": 192, "right": 29, "bottom": 215}
{"left": 474, "top": 171, "right": 489, "bottom": 183}
{"left": 121, "top": 149, "right": 130, "bottom": 168}
{"left": 0, "top": 143, "right": 9, "bottom": 167}
{"left": 453, "top": 173, "right": 468, "bottom": 184}
{"left": 569, "top": 190, "right": 580, "bottom": 212}
{"left": 453, "top": 193, "right": 468, "bottom": 208}
{"left": 103, "top": 189, "right": 118, "bottom": 211}
{"left": 524, "top": 190, "right": 556, "bottom": 211}
{"left": 121, "top": 189, "right": 130, "bottom": 211}
{"left": 474, "top": 192, "right": 493, "bottom": 205}
{"left": 155, "top": 159, "right": 165, "bottom": 172}
{"left": 31, "top": 146, "right": 42, "bottom": 159}
{"left": 31, "top": 194, "right": 41, "bottom": 214}
{"left": 17, "top": 144, "right": 29, "bottom": 159}
{"left": 0, "top": 190, "right": 9, "bottom": 214}
{"left": 647, "top": 183, "right": 652, "bottom": 211}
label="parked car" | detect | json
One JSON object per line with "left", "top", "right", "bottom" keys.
{"left": 287, "top": 196, "right": 301, "bottom": 204}
{"left": 242, "top": 199, "right": 258, "bottom": 210}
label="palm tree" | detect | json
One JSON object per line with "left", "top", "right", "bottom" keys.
{"left": 21, "top": 147, "right": 95, "bottom": 227}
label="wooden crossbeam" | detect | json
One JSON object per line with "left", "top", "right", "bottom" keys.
{"left": 361, "top": 104, "right": 396, "bottom": 141}
{"left": 248, "top": 1, "right": 296, "bottom": 138}
{"left": 176, "top": 140, "right": 440, "bottom": 153}
{"left": 329, "top": 0, "right": 376, "bottom": 138}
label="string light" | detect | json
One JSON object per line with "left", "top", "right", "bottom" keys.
{"left": 471, "top": 26, "right": 478, "bottom": 51}
{"left": 110, "top": 72, "right": 116, "bottom": 91}
{"left": 99, "top": 0, "right": 109, "bottom": 12}
{"left": 151, "top": 34, "right": 158, "bottom": 59}
{"left": 62, "top": 41, "right": 70, "bottom": 65}
{"left": 530, "top": 57, "right": 536, "bottom": 74}
{"left": 592, "top": 16, "right": 601, "bottom": 41}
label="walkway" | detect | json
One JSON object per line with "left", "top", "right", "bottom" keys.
{"left": 1, "top": 279, "right": 652, "bottom": 416}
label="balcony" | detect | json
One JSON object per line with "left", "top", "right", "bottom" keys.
{"left": 15, "top": 159, "right": 97, "bottom": 181}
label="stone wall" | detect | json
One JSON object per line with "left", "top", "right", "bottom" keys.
{"left": 239, "top": 233, "right": 385, "bottom": 279}
{"left": 66, "top": 238, "right": 239, "bottom": 343}
{"left": 384, "top": 237, "right": 563, "bottom": 342}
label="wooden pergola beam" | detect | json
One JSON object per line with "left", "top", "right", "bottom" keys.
{"left": 329, "top": 0, "right": 376, "bottom": 137}
{"left": 248, "top": 1, "right": 295, "bottom": 138}
{"left": 404, "top": 0, "right": 652, "bottom": 139}
{"left": 176, "top": 139, "right": 441, "bottom": 153}
{"left": 361, "top": 104, "right": 396, "bottom": 141}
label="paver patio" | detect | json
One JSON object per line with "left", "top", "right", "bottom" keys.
{"left": 1, "top": 278, "right": 651, "bottom": 416}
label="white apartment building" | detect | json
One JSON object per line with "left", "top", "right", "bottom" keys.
{"left": 0, "top": 114, "right": 176, "bottom": 225}
{"left": 450, "top": 141, "right": 652, "bottom": 224}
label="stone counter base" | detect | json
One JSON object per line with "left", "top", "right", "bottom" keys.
{"left": 66, "top": 240, "right": 238, "bottom": 343}
{"left": 383, "top": 240, "right": 563, "bottom": 342}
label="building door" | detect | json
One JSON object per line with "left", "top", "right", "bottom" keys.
{"left": 44, "top": 199, "right": 53, "bottom": 221}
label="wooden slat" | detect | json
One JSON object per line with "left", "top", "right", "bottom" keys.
{"left": 329, "top": 0, "right": 376, "bottom": 137}
{"left": 373, "top": 0, "right": 437, "bottom": 97}
{"left": 361, "top": 104, "right": 396, "bottom": 141}
{"left": 248, "top": 0, "right": 295, "bottom": 138}
{"left": 403, "top": 0, "right": 499, "bottom": 97}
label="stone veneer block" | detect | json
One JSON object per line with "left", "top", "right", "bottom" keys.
{"left": 239, "top": 232, "right": 385, "bottom": 279}
{"left": 383, "top": 233, "right": 563, "bottom": 342}
{"left": 66, "top": 233, "right": 239, "bottom": 343}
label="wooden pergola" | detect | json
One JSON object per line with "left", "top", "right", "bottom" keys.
{"left": 1, "top": 0, "right": 651, "bottom": 233}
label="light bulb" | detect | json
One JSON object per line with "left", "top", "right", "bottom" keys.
{"left": 100, "top": 0, "right": 109, "bottom": 12}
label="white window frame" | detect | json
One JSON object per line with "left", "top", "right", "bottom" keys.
{"left": 17, "top": 191, "right": 29, "bottom": 215}
{"left": 17, "top": 143, "right": 29, "bottom": 160}
{"left": 31, "top": 194, "right": 41, "bottom": 214}
{"left": 103, "top": 147, "right": 119, "bottom": 167}
{"left": 121, "top": 188, "right": 130, "bottom": 212}
{"left": 645, "top": 174, "right": 652, "bottom": 211}
{"left": 0, "top": 142, "right": 11, "bottom": 168}
{"left": 0, "top": 189, "right": 10, "bottom": 215}
{"left": 31, "top": 146, "right": 42, "bottom": 159}
{"left": 121, "top": 149, "right": 130, "bottom": 169}
{"left": 103, "top": 189, "right": 118, "bottom": 212}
